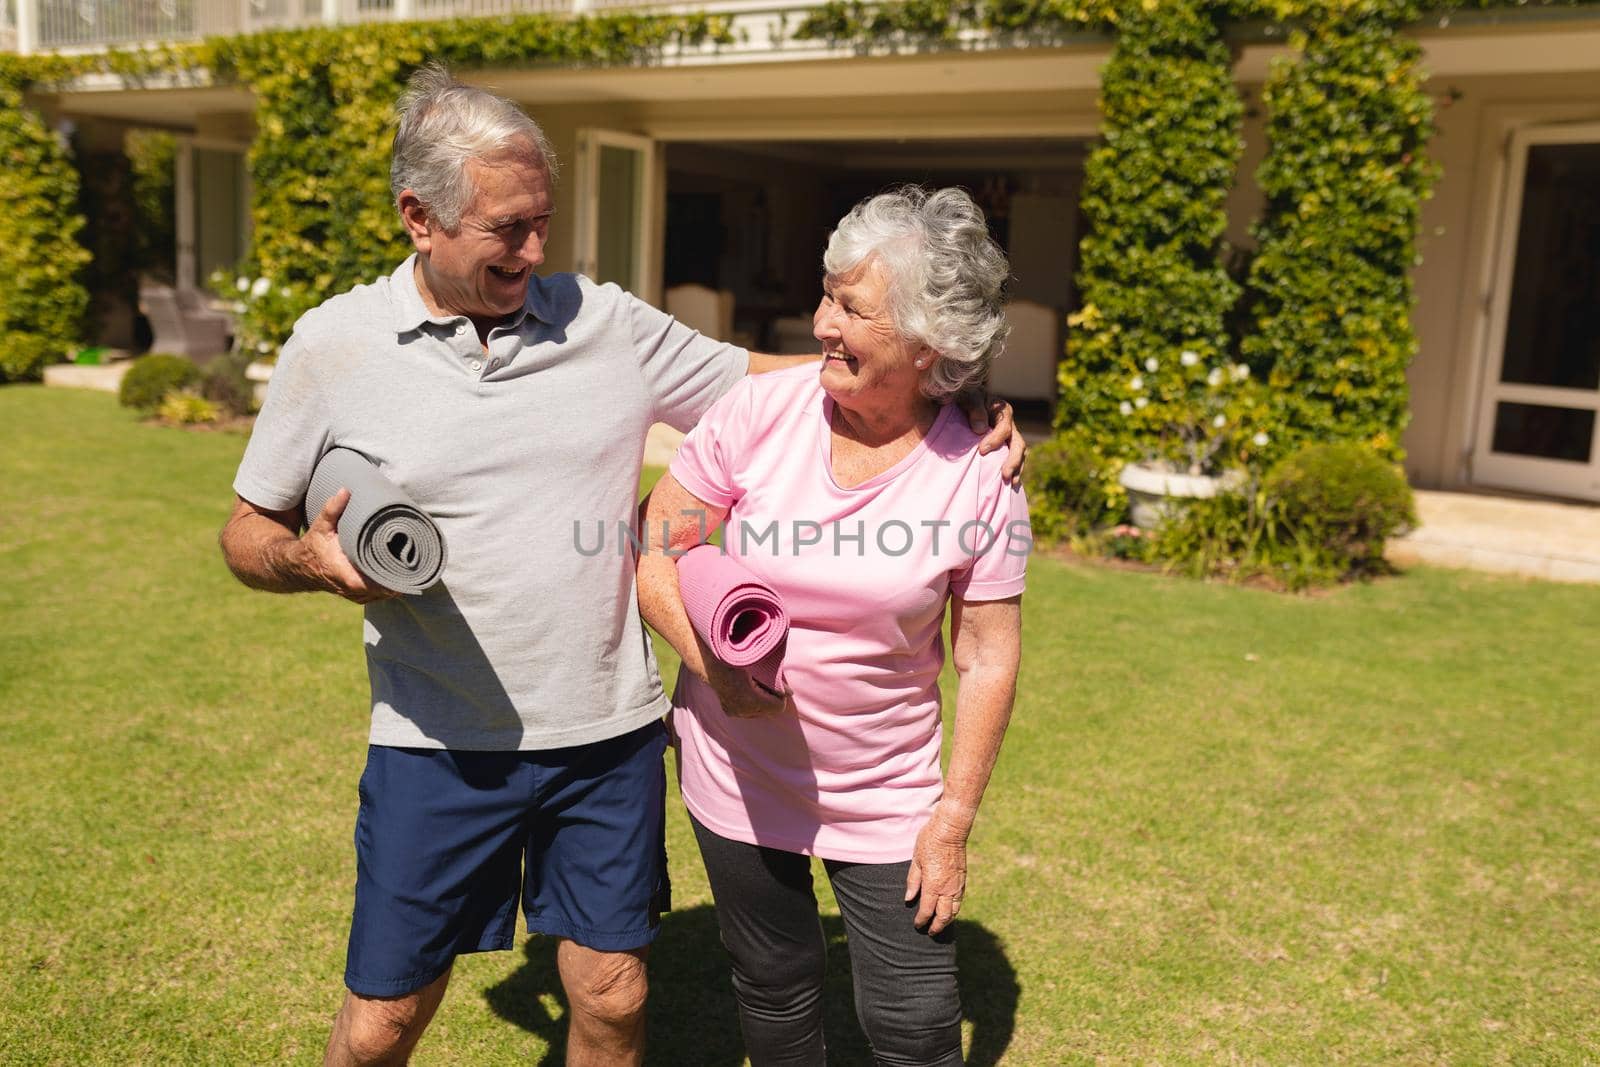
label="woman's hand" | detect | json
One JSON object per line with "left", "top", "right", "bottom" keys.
{"left": 905, "top": 806, "right": 971, "bottom": 935}
{"left": 706, "top": 658, "right": 790, "bottom": 719}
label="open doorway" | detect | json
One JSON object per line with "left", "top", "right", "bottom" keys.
{"left": 658, "top": 137, "right": 1087, "bottom": 414}
{"left": 1473, "top": 124, "right": 1600, "bottom": 502}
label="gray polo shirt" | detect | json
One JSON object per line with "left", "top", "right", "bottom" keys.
{"left": 234, "top": 255, "right": 747, "bottom": 750}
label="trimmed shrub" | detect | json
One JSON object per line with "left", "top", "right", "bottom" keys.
{"left": 1024, "top": 436, "right": 1119, "bottom": 544}
{"left": 198, "top": 351, "right": 258, "bottom": 415}
{"left": 0, "top": 332, "right": 65, "bottom": 382}
{"left": 157, "top": 388, "right": 222, "bottom": 425}
{"left": 1262, "top": 441, "right": 1415, "bottom": 574}
{"left": 119, "top": 353, "right": 199, "bottom": 411}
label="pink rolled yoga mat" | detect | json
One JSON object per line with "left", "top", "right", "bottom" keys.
{"left": 676, "top": 544, "right": 789, "bottom": 694}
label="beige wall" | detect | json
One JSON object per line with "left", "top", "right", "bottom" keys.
{"left": 1407, "top": 69, "right": 1600, "bottom": 488}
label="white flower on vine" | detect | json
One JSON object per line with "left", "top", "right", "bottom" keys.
{"left": 1144, "top": 357, "right": 1159, "bottom": 373}
{"left": 1135, "top": 396, "right": 1149, "bottom": 410}
{"left": 1232, "top": 363, "right": 1251, "bottom": 381}
{"left": 279, "top": 288, "right": 291, "bottom": 298}
{"left": 1207, "top": 367, "right": 1224, "bottom": 387}
{"left": 1129, "top": 375, "right": 1144, "bottom": 391}
{"left": 1119, "top": 401, "right": 1134, "bottom": 416}
{"left": 1180, "top": 350, "right": 1199, "bottom": 367}
{"left": 235, "top": 277, "right": 251, "bottom": 292}
{"left": 251, "top": 277, "right": 272, "bottom": 298}
{"left": 1212, "top": 414, "right": 1226, "bottom": 428}
{"left": 256, "top": 340, "right": 273, "bottom": 353}
{"left": 1253, "top": 431, "right": 1270, "bottom": 447}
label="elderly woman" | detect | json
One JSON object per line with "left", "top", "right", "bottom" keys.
{"left": 638, "top": 186, "right": 1027, "bottom": 1067}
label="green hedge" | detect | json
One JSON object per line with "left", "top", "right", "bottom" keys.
{"left": 0, "top": 69, "right": 92, "bottom": 381}
{"left": 118, "top": 352, "right": 200, "bottom": 411}
{"left": 1240, "top": 0, "right": 1437, "bottom": 462}
{"left": 1053, "top": 1, "right": 1253, "bottom": 490}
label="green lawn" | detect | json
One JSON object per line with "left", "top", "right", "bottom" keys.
{"left": 3, "top": 386, "right": 1598, "bottom": 1065}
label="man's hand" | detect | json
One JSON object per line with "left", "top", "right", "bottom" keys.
{"left": 706, "top": 658, "right": 790, "bottom": 719}
{"left": 297, "top": 489, "right": 402, "bottom": 604}
{"left": 905, "top": 806, "right": 970, "bottom": 936}
{"left": 959, "top": 394, "right": 1028, "bottom": 487}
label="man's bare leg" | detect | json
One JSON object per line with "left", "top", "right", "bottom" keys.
{"left": 557, "top": 940, "right": 649, "bottom": 1067}
{"left": 324, "top": 966, "right": 452, "bottom": 1067}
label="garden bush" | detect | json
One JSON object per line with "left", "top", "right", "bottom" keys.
{"left": 1262, "top": 441, "right": 1415, "bottom": 574}
{"left": 156, "top": 388, "right": 222, "bottom": 425}
{"left": 1142, "top": 489, "right": 1266, "bottom": 583}
{"left": 119, "top": 353, "right": 199, "bottom": 411}
{"left": 1023, "top": 436, "right": 1119, "bottom": 545}
{"left": 0, "top": 332, "right": 64, "bottom": 382}
{"left": 197, "top": 351, "right": 257, "bottom": 416}
{"left": 1138, "top": 442, "right": 1414, "bottom": 589}
{"left": 0, "top": 69, "right": 91, "bottom": 381}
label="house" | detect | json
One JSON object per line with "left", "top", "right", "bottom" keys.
{"left": 8, "top": 0, "right": 1600, "bottom": 503}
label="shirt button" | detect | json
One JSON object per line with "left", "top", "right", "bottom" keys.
{"left": 469, "top": 359, "right": 483, "bottom": 372}
{"left": 455, "top": 323, "right": 467, "bottom": 335}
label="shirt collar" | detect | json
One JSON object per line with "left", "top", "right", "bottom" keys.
{"left": 387, "top": 253, "right": 554, "bottom": 335}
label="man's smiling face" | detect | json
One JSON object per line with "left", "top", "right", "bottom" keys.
{"left": 406, "top": 151, "right": 554, "bottom": 330}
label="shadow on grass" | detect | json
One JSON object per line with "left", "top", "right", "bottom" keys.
{"left": 485, "top": 904, "right": 1017, "bottom": 1065}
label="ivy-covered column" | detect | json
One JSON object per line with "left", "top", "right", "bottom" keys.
{"left": 0, "top": 69, "right": 92, "bottom": 380}
{"left": 1240, "top": 0, "right": 1436, "bottom": 461}
{"left": 1054, "top": 1, "right": 1245, "bottom": 476}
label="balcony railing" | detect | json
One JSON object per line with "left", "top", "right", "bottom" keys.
{"left": 6, "top": 0, "right": 674, "bottom": 52}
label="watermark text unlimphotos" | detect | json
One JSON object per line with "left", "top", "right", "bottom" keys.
{"left": 573, "top": 509, "right": 1031, "bottom": 559}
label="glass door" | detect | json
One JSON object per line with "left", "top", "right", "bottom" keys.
{"left": 1474, "top": 124, "right": 1600, "bottom": 501}
{"left": 573, "top": 129, "right": 657, "bottom": 301}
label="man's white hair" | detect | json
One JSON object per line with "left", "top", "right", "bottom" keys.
{"left": 822, "top": 186, "right": 1010, "bottom": 401}
{"left": 390, "top": 63, "right": 558, "bottom": 232}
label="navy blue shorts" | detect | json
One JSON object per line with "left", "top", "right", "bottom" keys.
{"left": 344, "top": 719, "right": 671, "bottom": 997}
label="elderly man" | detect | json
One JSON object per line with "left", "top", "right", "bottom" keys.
{"left": 220, "top": 66, "right": 1022, "bottom": 1066}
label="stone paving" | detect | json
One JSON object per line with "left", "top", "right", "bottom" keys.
{"left": 41, "top": 361, "right": 131, "bottom": 393}
{"left": 1388, "top": 490, "right": 1600, "bottom": 585}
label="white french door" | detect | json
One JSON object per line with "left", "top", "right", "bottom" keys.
{"left": 1473, "top": 123, "right": 1600, "bottom": 501}
{"left": 572, "top": 128, "right": 658, "bottom": 301}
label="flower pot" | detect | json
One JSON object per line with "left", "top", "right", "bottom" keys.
{"left": 1119, "top": 461, "right": 1245, "bottom": 530}
{"left": 245, "top": 359, "right": 274, "bottom": 408}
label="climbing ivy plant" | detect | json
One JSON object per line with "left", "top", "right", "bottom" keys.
{"left": 1241, "top": 0, "right": 1438, "bottom": 462}
{"left": 1052, "top": 0, "right": 1258, "bottom": 491}
{"left": 0, "top": 65, "right": 92, "bottom": 380}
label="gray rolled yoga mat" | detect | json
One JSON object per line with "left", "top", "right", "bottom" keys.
{"left": 304, "top": 448, "right": 446, "bottom": 595}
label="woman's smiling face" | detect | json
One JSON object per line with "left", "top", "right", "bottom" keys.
{"left": 813, "top": 258, "right": 930, "bottom": 414}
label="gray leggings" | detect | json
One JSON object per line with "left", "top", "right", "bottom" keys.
{"left": 690, "top": 813, "right": 963, "bottom": 1067}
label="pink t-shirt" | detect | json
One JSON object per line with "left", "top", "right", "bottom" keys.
{"left": 668, "top": 364, "right": 1030, "bottom": 862}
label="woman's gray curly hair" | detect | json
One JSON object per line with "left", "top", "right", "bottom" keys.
{"left": 822, "top": 186, "right": 1010, "bottom": 402}
{"left": 390, "top": 63, "right": 558, "bottom": 232}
